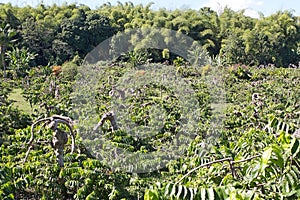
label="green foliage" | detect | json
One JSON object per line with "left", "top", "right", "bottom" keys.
{"left": 173, "top": 56, "right": 185, "bottom": 67}
{"left": 0, "top": 126, "right": 130, "bottom": 199}
{"left": 0, "top": 22, "right": 16, "bottom": 77}
{"left": 228, "top": 64, "right": 252, "bottom": 80}
{"left": 8, "top": 88, "right": 32, "bottom": 114}
{"left": 200, "top": 65, "right": 212, "bottom": 76}
{"left": 0, "top": 2, "right": 300, "bottom": 199}
{"left": 61, "top": 55, "right": 81, "bottom": 81}
{"left": 146, "top": 67, "right": 300, "bottom": 199}
{"left": 1, "top": 62, "right": 300, "bottom": 199}
{"left": 124, "top": 49, "right": 151, "bottom": 68}
{"left": 162, "top": 48, "right": 170, "bottom": 60}
{"left": 22, "top": 65, "right": 73, "bottom": 116}
{"left": 5, "top": 47, "right": 37, "bottom": 78}
{"left": 0, "top": 81, "right": 31, "bottom": 141}
{"left": 0, "top": 3, "right": 299, "bottom": 67}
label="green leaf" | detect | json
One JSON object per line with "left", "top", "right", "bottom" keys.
{"left": 201, "top": 188, "right": 206, "bottom": 200}
{"left": 170, "top": 184, "right": 177, "bottom": 197}
{"left": 262, "top": 147, "right": 272, "bottom": 167}
{"left": 290, "top": 138, "right": 300, "bottom": 157}
{"left": 269, "top": 115, "right": 278, "bottom": 127}
{"left": 164, "top": 183, "right": 172, "bottom": 196}
{"left": 183, "top": 185, "right": 188, "bottom": 199}
{"left": 207, "top": 188, "right": 214, "bottom": 200}
{"left": 176, "top": 185, "right": 183, "bottom": 199}
{"left": 86, "top": 191, "right": 96, "bottom": 200}
{"left": 144, "top": 189, "right": 159, "bottom": 200}
{"left": 189, "top": 187, "right": 195, "bottom": 200}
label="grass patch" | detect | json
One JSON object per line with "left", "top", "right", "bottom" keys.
{"left": 8, "top": 88, "right": 32, "bottom": 114}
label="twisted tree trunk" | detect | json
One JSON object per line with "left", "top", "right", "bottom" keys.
{"left": 24, "top": 115, "right": 76, "bottom": 167}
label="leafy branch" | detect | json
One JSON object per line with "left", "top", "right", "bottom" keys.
{"left": 176, "top": 154, "right": 261, "bottom": 184}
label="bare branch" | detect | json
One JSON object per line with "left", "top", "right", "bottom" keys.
{"left": 175, "top": 155, "right": 261, "bottom": 184}
{"left": 24, "top": 115, "right": 77, "bottom": 166}
{"left": 232, "top": 154, "right": 261, "bottom": 164}
{"left": 93, "top": 111, "right": 118, "bottom": 133}
{"left": 175, "top": 157, "right": 231, "bottom": 184}
{"left": 28, "top": 118, "right": 52, "bottom": 145}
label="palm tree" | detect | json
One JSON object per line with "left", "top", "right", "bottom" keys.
{"left": 0, "top": 22, "right": 16, "bottom": 78}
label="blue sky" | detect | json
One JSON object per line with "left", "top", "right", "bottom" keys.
{"left": 1, "top": 0, "right": 299, "bottom": 18}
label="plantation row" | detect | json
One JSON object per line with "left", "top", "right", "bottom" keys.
{"left": 1, "top": 1, "right": 300, "bottom": 200}
{"left": 1, "top": 61, "right": 300, "bottom": 199}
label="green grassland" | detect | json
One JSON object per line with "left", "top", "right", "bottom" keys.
{"left": 8, "top": 88, "right": 32, "bottom": 114}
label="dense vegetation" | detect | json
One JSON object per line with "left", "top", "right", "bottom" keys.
{"left": 0, "top": 2, "right": 299, "bottom": 69}
{"left": 1, "top": 2, "right": 300, "bottom": 200}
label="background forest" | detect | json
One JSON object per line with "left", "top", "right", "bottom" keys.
{"left": 1, "top": 2, "right": 300, "bottom": 200}
{"left": 0, "top": 2, "right": 299, "bottom": 69}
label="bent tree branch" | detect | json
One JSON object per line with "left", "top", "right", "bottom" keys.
{"left": 24, "top": 115, "right": 76, "bottom": 167}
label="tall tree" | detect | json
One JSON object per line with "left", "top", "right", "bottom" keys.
{"left": 0, "top": 22, "right": 16, "bottom": 78}
{"left": 198, "top": 7, "right": 221, "bottom": 56}
{"left": 20, "top": 17, "right": 55, "bottom": 66}
{"left": 245, "top": 11, "right": 299, "bottom": 66}
{"left": 5, "top": 47, "right": 37, "bottom": 78}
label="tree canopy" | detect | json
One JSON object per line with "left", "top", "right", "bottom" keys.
{"left": 0, "top": 2, "right": 299, "bottom": 68}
